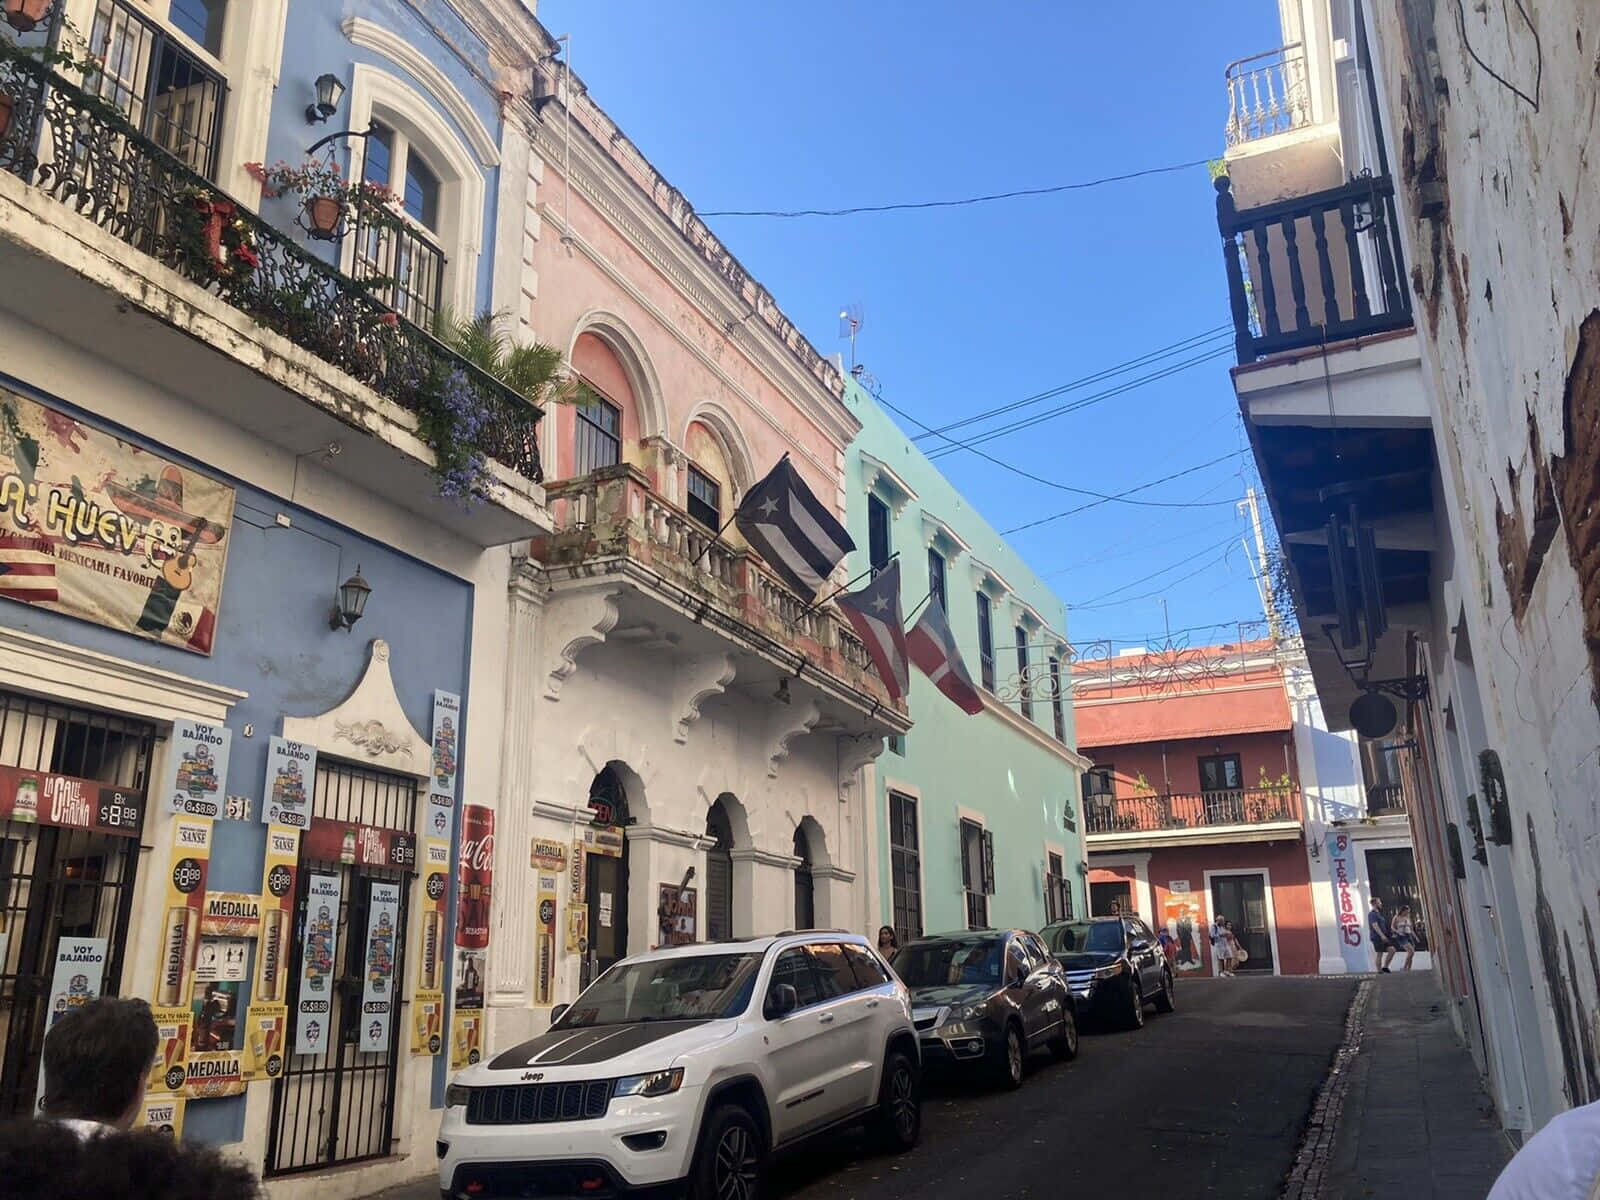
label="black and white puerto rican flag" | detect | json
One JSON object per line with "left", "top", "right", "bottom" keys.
{"left": 735, "top": 457, "right": 855, "bottom": 599}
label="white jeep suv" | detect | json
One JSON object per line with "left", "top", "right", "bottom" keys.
{"left": 437, "top": 932, "right": 921, "bottom": 1199}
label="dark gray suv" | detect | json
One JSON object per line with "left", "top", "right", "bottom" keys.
{"left": 892, "top": 929, "right": 1078, "bottom": 1089}
{"left": 1041, "top": 915, "right": 1175, "bottom": 1030}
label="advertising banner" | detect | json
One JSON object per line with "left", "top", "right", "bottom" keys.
{"left": 1162, "top": 890, "right": 1206, "bottom": 972}
{"left": 254, "top": 826, "right": 299, "bottom": 1005}
{"left": 262, "top": 736, "right": 314, "bottom": 829}
{"left": 36, "top": 936, "right": 108, "bottom": 1102}
{"left": 0, "top": 765, "right": 143, "bottom": 834}
{"left": 568, "top": 838, "right": 587, "bottom": 904}
{"left": 411, "top": 993, "right": 445, "bottom": 1057}
{"left": 156, "top": 818, "right": 212, "bottom": 1006}
{"left": 0, "top": 385, "right": 235, "bottom": 654}
{"left": 1327, "top": 832, "right": 1368, "bottom": 972}
{"left": 293, "top": 872, "right": 341, "bottom": 1057}
{"left": 242, "top": 1004, "right": 287, "bottom": 1081}
{"left": 410, "top": 837, "right": 448, "bottom": 1056}
{"left": 657, "top": 884, "right": 696, "bottom": 947}
{"left": 536, "top": 873, "right": 560, "bottom": 1006}
{"left": 581, "top": 825, "right": 624, "bottom": 858}
{"left": 302, "top": 817, "right": 416, "bottom": 873}
{"left": 200, "top": 891, "right": 261, "bottom": 938}
{"left": 430, "top": 691, "right": 460, "bottom": 796}
{"left": 564, "top": 901, "right": 587, "bottom": 956}
{"left": 455, "top": 805, "right": 493, "bottom": 949}
{"left": 183, "top": 1050, "right": 244, "bottom": 1099}
{"left": 159, "top": 720, "right": 232, "bottom": 818}
{"left": 135, "top": 1094, "right": 185, "bottom": 1138}
{"left": 359, "top": 881, "right": 401, "bottom": 1053}
{"left": 148, "top": 1005, "right": 192, "bottom": 1095}
{"left": 531, "top": 838, "right": 566, "bottom": 871}
{"left": 450, "top": 1008, "right": 483, "bottom": 1071}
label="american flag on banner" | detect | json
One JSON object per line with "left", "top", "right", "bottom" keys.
{"left": 836, "top": 558, "right": 910, "bottom": 701}
{"left": 0, "top": 533, "right": 58, "bottom": 604}
{"left": 735, "top": 457, "right": 855, "bottom": 600}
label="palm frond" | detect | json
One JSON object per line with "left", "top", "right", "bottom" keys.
{"left": 432, "top": 308, "right": 576, "bottom": 408}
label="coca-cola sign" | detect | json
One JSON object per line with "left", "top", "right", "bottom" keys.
{"left": 455, "top": 805, "right": 494, "bottom": 950}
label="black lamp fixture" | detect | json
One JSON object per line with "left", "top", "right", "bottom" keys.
{"left": 329, "top": 566, "right": 372, "bottom": 631}
{"left": 306, "top": 73, "right": 346, "bottom": 125}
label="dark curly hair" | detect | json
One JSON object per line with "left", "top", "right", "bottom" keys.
{"left": 0, "top": 1120, "right": 264, "bottom": 1199}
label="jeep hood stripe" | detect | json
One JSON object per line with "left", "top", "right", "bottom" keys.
{"left": 488, "top": 1020, "right": 710, "bottom": 1070}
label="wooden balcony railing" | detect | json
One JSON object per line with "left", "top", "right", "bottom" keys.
{"left": 1367, "top": 784, "right": 1407, "bottom": 817}
{"left": 1086, "top": 787, "right": 1303, "bottom": 835}
{"left": 1225, "top": 44, "right": 1311, "bottom": 147}
{"left": 534, "top": 466, "right": 891, "bottom": 707}
{"left": 0, "top": 49, "right": 542, "bottom": 482}
{"left": 1216, "top": 172, "right": 1412, "bottom": 363}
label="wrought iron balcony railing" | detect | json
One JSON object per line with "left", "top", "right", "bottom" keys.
{"left": 0, "top": 51, "right": 542, "bottom": 482}
{"left": 533, "top": 467, "right": 896, "bottom": 710}
{"left": 1216, "top": 172, "right": 1412, "bottom": 362}
{"left": 1225, "top": 44, "right": 1312, "bottom": 147}
{"left": 1085, "top": 787, "right": 1303, "bottom": 836}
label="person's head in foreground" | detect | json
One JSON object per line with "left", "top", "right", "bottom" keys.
{"left": 40, "top": 996, "right": 159, "bottom": 1132}
{"left": 0, "top": 1119, "right": 264, "bottom": 1200}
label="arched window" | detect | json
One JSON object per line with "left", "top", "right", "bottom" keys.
{"left": 705, "top": 800, "right": 735, "bottom": 941}
{"left": 584, "top": 766, "right": 630, "bottom": 980}
{"left": 793, "top": 825, "right": 815, "bottom": 930}
{"left": 354, "top": 120, "right": 447, "bottom": 328}
{"left": 569, "top": 333, "right": 643, "bottom": 478}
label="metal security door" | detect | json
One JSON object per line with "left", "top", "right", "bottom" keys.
{"left": 1366, "top": 847, "right": 1429, "bottom": 950}
{"left": 1212, "top": 874, "right": 1275, "bottom": 973}
{"left": 0, "top": 691, "right": 154, "bottom": 1117}
{"left": 705, "top": 802, "right": 733, "bottom": 941}
{"left": 267, "top": 760, "right": 414, "bottom": 1176}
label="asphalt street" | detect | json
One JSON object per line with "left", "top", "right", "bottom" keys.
{"left": 766, "top": 974, "right": 1360, "bottom": 1200}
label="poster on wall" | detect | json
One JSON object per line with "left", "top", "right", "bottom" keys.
{"left": 147, "top": 1006, "right": 192, "bottom": 1096}
{"left": 135, "top": 1094, "right": 185, "bottom": 1138}
{"left": 564, "top": 903, "right": 587, "bottom": 956}
{"left": 255, "top": 826, "right": 299, "bottom": 1005}
{"left": 36, "top": 937, "right": 107, "bottom": 1103}
{"left": 1161, "top": 889, "right": 1206, "bottom": 972}
{"left": 455, "top": 805, "right": 493, "bottom": 949}
{"left": 241, "top": 1003, "right": 286, "bottom": 1081}
{"left": 262, "top": 737, "right": 314, "bottom": 829}
{"left": 190, "top": 977, "right": 240, "bottom": 1052}
{"left": 1327, "top": 832, "right": 1368, "bottom": 972}
{"left": 183, "top": 1051, "right": 244, "bottom": 1099}
{"left": 430, "top": 691, "right": 460, "bottom": 796}
{"left": 156, "top": 818, "right": 212, "bottom": 1006}
{"left": 0, "top": 764, "right": 143, "bottom": 834}
{"left": 450, "top": 1008, "right": 483, "bottom": 1071}
{"left": 159, "top": 720, "right": 232, "bottom": 818}
{"left": 0, "top": 385, "right": 236, "bottom": 654}
{"left": 454, "top": 950, "right": 485, "bottom": 1011}
{"left": 200, "top": 892, "right": 261, "bottom": 938}
{"left": 536, "top": 874, "right": 560, "bottom": 1006}
{"left": 410, "top": 838, "right": 448, "bottom": 1056}
{"left": 657, "top": 884, "right": 697, "bottom": 947}
{"left": 359, "top": 882, "right": 401, "bottom": 1053}
{"left": 293, "top": 872, "right": 342, "bottom": 1057}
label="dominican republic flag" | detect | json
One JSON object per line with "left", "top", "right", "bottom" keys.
{"left": 735, "top": 456, "right": 855, "bottom": 599}
{"left": 0, "top": 533, "right": 58, "bottom": 604}
{"left": 907, "top": 596, "right": 984, "bottom": 714}
{"left": 836, "top": 558, "right": 909, "bottom": 701}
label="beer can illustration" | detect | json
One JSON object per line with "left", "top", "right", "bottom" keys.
{"left": 12, "top": 776, "right": 39, "bottom": 822}
{"left": 452, "top": 1022, "right": 469, "bottom": 1063}
{"left": 419, "top": 911, "right": 441, "bottom": 991}
{"left": 340, "top": 828, "right": 356, "bottom": 864}
{"left": 248, "top": 1027, "right": 267, "bottom": 1068}
{"left": 257, "top": 910, "right": 288, "bottom": 1003}
{"left": 157, "top": 908, "right": 197, "bottom": 1006}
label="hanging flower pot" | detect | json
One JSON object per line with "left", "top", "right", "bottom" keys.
{"left": 303, "top": 195, "right": 344, "bottom": 241}
{"left": 0, "top": 94, "right": 14, "bottom": 142}
{"left": 3, "top": 0, "right": 53, "bottom": 33}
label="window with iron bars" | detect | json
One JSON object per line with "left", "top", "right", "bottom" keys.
{"left": 573, "top": 395, "right": 621, "bottom": 476}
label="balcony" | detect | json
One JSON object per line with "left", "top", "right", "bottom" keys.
{"left": 1366, "top": 784, "right": 1407, "bottom": 818}
{"left": 531, "top": 466, "right": 909, "bottom": 726}
{"left": 1225, "top": 44, "right": 1312, "bottom": 148}
{"left": 0, "top": 49, "right": 546, "bottom": 543}
{"left": 1085, "top": 787, "right": 1304, "bottom": 848}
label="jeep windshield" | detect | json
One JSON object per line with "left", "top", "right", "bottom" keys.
{"left": 556, "top": 953, "right": 764, "bottom": 1028}
{"left": 1043, "top": 922, "right": 1125, "bottom": 955}
{"left": 892, "top": 937, "right": 1002, "bottom": 988}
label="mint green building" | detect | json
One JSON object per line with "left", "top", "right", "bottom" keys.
{"left": 842, "top": 377, "right": 1090, "bottom": 941}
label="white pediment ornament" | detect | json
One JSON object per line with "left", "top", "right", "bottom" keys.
{"left": 282, "top": 639, "right": 432, "bottom": 779}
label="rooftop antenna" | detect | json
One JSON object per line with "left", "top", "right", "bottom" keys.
{"left": 838, "top": 303, "right": 864, "bottom": 372}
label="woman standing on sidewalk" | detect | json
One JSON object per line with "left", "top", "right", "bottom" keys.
{"left": 1390, "top": 906, "right": 1419, "bottom": 971}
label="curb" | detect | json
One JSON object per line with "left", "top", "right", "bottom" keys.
{"left": 1281, "top": 979, "right": 1374, "bottom": 1199}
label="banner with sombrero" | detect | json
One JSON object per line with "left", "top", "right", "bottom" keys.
{"left": 0, "top": 384, "right": 234, "bottom": 655}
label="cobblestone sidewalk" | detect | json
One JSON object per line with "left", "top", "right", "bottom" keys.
{"left": 1284, "top": 970, "right": 1511, "bottom": 1199}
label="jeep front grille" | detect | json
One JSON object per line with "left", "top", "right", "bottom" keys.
{"left": 464, "top": 1080, "right": 614, "bottom": 1125}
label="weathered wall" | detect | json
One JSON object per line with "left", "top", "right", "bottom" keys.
{"left": 1368, "top": 0, "right": 1600, "bottom": 1127}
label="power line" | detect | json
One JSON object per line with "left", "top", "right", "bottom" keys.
{"left": 1073, "top": 532, "right": 1245, "bottom": 607}
{"left": 1044, "top": 513, "right": 1243, "bottom": 578}
{"left": 911, "top": 325, "right": 1232, "bottom": 444}
{"left": 1070, "top": 544, "right": 1245, "bottom": 611}
{"left": 1070, "top": 616, "right": 1273, "bottom": 644}
{"left": 700, "top": 157, "right": 1214, "bottom": 218}
{"left": 998, "top": 451, "right": 1248, "bottom": 536}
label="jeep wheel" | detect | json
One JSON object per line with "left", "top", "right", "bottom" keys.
{"left": 1153, "top": 969, "right": 1176, "bottom": 1014}
{"left": 872, "top": 1049, "right": 921, "bottom": 1151}
{"left": 1123, "top": 978, "right": 1146, "bottom": 1031}
{"left": 1049, "top": 1007, "right": 1079, "bottom": 1061}
{"left": 996, "top": 1023, "right": 1025, "bottom": 1090}
{"left": 690, "top": 1104, "right": 763, "bottom": 1200}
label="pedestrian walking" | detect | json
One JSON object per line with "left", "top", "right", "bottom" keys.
{"left": 1157, "top": 925, "right": 1178, "bottom": 967}
{"left": 1223, "top": 920, "right": 1248, "bottom": 974}
{"left": 1486, "top": 1095, "right": 1600, "bottom": 1198}
{"left": 39, "top": 996, "right": 159, "bottom": 1140}
{"left": 1369, "top": 897, "right": 1397, "bottom": 973}
{"left": 1212, "top": 913, "right": 1235, "bottom": 976}
{"left": 0, "top": 1117, "right": 264, "bottom": 1200}
{"left": 876, "top": 925, "right": 899, "bottom": 959}
{"left": 1390, "top": 905, "right": 1419, "bottom": 971}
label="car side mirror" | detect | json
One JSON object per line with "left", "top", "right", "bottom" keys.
{"left": 1010, "top": 968, "right": 1028, "bottom": 989}
{"left": 549, "top": 1003, "right": 570, "bottom": 1025}
{"left": 1131, "top": 939, "right": 1150, "bottom": 953}
{"left": 765, "top": 982, "right": 798, "bottom": 1020}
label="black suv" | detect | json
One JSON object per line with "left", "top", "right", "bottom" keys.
{"left": 892, "top": 929, "right": 1078, "bottom": 1089}
{"left": 1040, "top": 916, "right": 1174, "bottom": 1030}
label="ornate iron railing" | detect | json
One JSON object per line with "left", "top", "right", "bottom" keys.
{"left": 1216, "top": 171, "right": 1411, "bottom": 362}
{"left": 1224, "top": 44, "right": 1311, "bottom": 147}
{"left": 1085, "top": 787, "right": 1302, "bottom": 835}
{"left": 0, "top": 51, "right": 542, "bottom": 482}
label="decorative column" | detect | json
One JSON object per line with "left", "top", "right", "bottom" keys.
{"left": 731, "top": 847, "right": 803, "bottom": 937}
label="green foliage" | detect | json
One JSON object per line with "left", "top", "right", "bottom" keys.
{"left": 430, "top": 309, "right": 590, "bottom": 411}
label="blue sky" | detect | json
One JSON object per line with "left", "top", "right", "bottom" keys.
{"left": 540, "top": 1, "right": 1285, "bottom": 652}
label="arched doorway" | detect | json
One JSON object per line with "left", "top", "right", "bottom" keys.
{"left": 793, "top": 825, "right": 815, "bottom": 930}
{"left": 705, "top": 799, "right": 735, "bottom": 941}
{"left": 586, "top": 765, "right": 630, "bottom": 979}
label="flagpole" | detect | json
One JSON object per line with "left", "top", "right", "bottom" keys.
{"left": 800, "top": 551, "right": 898, "bottom": 619}
{"left": 687, "top": 511, "right": 740, "bottom": 571}
{"left": 902, "top": 589, "right": 933, "bottom": 630}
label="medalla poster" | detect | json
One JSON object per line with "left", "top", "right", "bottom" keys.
{"left": 0, "top": 385, "right": 235, "bottom": 654}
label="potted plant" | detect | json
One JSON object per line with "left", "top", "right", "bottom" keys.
{"left": 247, "top": 157, "right": 353, "bottom": 241}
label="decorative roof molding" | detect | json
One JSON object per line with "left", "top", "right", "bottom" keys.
{"left": 342, "top": 18, "right": 500, "bottom": 167}
{"left": 921, "top": 510, "right": 972, "bottom": 556}
{"left": 859, "top": 450, "right": 918, "bottom": 516}
{"left": 970, "top": 557, "right": 1014, "bottom": 599}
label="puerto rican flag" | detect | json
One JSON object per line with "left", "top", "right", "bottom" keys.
{"left": 836, "top": 558, "right": 909, "bottom": 701}
{"left": 0, "top": 533, "right": 58, "bottom": 604}
{"left": 907, "top": 596, "right": 985, "bottom": 715}
{"left": 735, "top": 456, "right": 855, "bottom": 600}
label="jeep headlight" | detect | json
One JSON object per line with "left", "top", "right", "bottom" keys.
{"left": 614, "top": 1068, "right": 684, "bottom": 1098}
{"left": 444, "top": 1084, "right": 471, "bottom": 1108}
{"left": 944, "top": 1003, "right": 987, "bottom": 1024}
